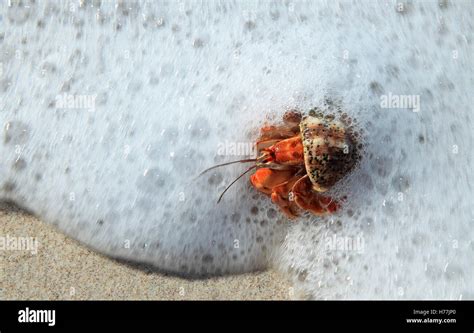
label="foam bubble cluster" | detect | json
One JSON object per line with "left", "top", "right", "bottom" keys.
{"left": 0, "top": 1, "right": 472, "bottom": 298}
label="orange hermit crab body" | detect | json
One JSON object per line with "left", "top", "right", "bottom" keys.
{"left": 201, "top": 110, "right": 359, "bottom": 219}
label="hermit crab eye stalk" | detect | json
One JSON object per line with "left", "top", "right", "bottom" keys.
{"left": 199, "top": 109, "right": 360, "bottom": 219}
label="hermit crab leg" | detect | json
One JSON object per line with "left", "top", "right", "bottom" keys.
{"left": 256, "top": 139, "right": 280, "bottom": 153}
{"left": 270, "top": 174, "right": 303, "bottom": 219}
{"left": 257, "top": 110, "right": 302, "bottom": 141}
{"left": 291, "top": 175, "right": 339, "bottom": 215}
{"left": 258, "top": 125, "right": 297, "bottom": 141}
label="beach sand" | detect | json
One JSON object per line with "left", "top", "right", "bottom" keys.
{"left": 0, "top": 203, "right": 290, "bottom": 300}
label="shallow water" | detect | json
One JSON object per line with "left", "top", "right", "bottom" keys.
{"left": 0, "top": 0, "right": 472, "bottom": 299}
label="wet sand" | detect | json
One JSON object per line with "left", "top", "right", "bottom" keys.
{"left": 0, "top": 203, "right": 290, "bottom": 300}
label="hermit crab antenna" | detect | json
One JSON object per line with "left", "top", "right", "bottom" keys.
{"left": 197, "top": 158, "right": 256, "bottom": 178}
{"left": 217, "top": 165, "right": 257, "bottom": 203}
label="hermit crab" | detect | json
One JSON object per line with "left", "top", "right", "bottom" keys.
{"left": 200, "top": 109, "right": 359, "bottom": 219}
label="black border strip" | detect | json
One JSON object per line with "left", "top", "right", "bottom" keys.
{"left": 0, "top": 300, "right": 473, "bottom": 331}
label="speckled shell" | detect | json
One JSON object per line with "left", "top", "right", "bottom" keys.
{"left": 299, "top": 115, "right": 357, "bottom": 192}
